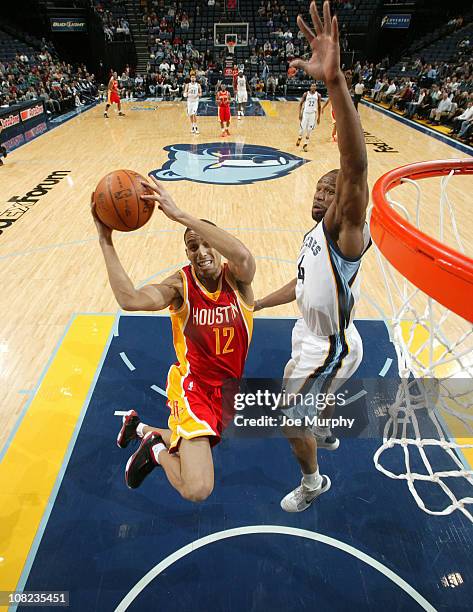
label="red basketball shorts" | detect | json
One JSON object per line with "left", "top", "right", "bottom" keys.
{"left": 166, "top": 366, "right": 238, "bottom": 453}
{"left": 219, "top": 105, "right": 231, "bottom": 123}
{"left": 109, "top": 91, "right": 120, "bottom": 105}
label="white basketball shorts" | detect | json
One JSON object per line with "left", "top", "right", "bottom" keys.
{"left": 282, "top": 318, "right": 363, "bottom": 420}
{"left": 187, "top": 99, "right": 199, "bottom": 116}
{"left": 300, "top": 112, "right": 317, "bottom": 133}
{"left": 237, "top": 90, "right": 248, "bottom": 104}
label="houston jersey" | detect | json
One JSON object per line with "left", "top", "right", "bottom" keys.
{"left": 187, "top": 82, "right": 199, "bottom": 101}
{"left": 217, "top": 90, "right": 230, "bottom": 107}
{"left": 296, "top": 221, "right": 371, "bottom": 336}
{"left": 111, "top": 79, "right": 118, "bottom": 91}
{"left": 169, "top": 264, "right": 253, "bottom": 387}
{"left": 303, "top": 91, "right": 320, "bottom": 114}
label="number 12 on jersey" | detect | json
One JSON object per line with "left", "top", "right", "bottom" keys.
{"left": 213, "top": 326, "right": 235, "bottom": 355}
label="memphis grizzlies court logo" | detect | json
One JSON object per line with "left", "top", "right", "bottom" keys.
{"left": 149, "top": 143, "right": 309, "bottom": 185}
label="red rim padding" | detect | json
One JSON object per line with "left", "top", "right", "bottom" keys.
{"left": 371, "top": 159, "right": 473, "bottom": 323}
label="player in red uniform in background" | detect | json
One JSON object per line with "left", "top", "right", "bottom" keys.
{"left": 216, "top": 83, "right": 231, "bottom": 137}
{"left": 104, "top": 71, "right": 125, "bottom": 118}
{"left": 232, "top": 64, "right": 239, "bottom": 95}
{"left": 92, "top": 177, "right": 255, "bottom": 502}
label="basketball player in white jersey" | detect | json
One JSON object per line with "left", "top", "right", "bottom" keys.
{"left": 297, "top": 83, "right": 321, "bottom": 151}
{"left": 236, "top": 71, "right": 248, "bottom": 119}
{"left": 255, "top": 1, "right": 370, "bottom": 512}
{"left": 183, "top": 73, "right": 202, "bottom": 134}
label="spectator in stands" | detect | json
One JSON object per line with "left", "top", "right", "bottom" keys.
{"left": 255, "top": 79, "right": 265, "bottom": 97}
{"left": 450, "top": 101, "right": 473, "bottom": 134}
{"left": 374, "top": 78, "right": 389, "bottom": 101}
{"left": 40, "top": 87, "right": 60, "bottom": 114}
{"left": 388, "top": 80, "right": 414, "bottom": 111}
{"left": 169, "top": 78, "right": 180, "bottom": 99}
{"left": 371, "top": 78, "right": 382, "bottom": 99}
{"left": 266, "top": 74, "right": 277, "bottom": 97}
{"left": 381, "top": 80, "right": 397, "bottom": 103}
{"left": 404, "top": 88, "right": 427, "bottom": 119}
{"left": 429, "top": 91, "right": 453, "bottom": 124}
{"left": 262, "top": 59, "right": 269, "bottom": 81}
{"left": 426, "top": 64, "right": 438, "bottom": 83}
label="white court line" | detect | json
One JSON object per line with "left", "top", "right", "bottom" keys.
{"left": 119, "top": 352, "right": 135, "bottom": 371}
{"left": 379, "top": 358, "right": 393, "bottom": 377}
{"left": 113, "top": 314, "right": 121, "bottom": 337}
{"left": 150, "top": 384, "right": 167, "bottom": 397}
{"left": 114, "top": 411, "right": 128, "bottom": 417}
{"left": 114, "top": 525, "right": 436, "bottom": 612}
{"left": 344, "top": 389, "right": 368, "bottom": 406}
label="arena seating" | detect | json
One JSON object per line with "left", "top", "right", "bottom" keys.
{"left": 0, "top": 29, "right": 37, "bottom": 63}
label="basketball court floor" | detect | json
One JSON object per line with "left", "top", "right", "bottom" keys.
{"left": 0, "top": 98, "right": 472, "bottom": 610}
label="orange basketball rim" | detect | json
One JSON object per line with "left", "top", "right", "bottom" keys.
{"left": 370, "top": 159, "right": 473, "bottom": 323}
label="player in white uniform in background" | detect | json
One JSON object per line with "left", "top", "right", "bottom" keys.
{"left": 236, "top": 71, "right": 248, "bottom": 119}
{"left": 297, "top": 83, "right": 321, "bottom": 151}
{"left": 183, "top": 73, "right": 202, "bottom": 134}
{"left": 255, "top": 1, "right": 370, "bottom": 512}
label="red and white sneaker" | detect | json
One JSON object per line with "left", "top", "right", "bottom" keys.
{"left": 125, "top": 431, "right": 163, "bottom": 489}
{"left": 116, "top": 409, "right": 140, "bottom": 449}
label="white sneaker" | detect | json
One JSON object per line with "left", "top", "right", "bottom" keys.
{"left": 280, "top": 475, "right": 331, "bottom": 512}
{"left": 312, "top": 427, "right": 340, "bottom": 450}
{"left": 195, "top": 127, "right": 199, "bottom": 134}
{"left": 237, "top": 114, "right": 241, "bottom": 120}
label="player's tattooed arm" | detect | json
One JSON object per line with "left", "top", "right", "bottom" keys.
{"left": 291, "top": 1, "right": 368, "bottom": 258}
{"left": 91, "top": 198, "right": 183, "bottom": 311}
{"left": 141, "top": 177, "right": 256, "bottom": 288}
{"left": 254, "top": 278, "right": 297, "bottom": 311}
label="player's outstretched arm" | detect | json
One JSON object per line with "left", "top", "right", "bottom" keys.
{"left": 91, "top": 200, "right": 182, "bottom": 311}
{"left": 292, "top": 1, "right": 368, "bottom": 258}
{"left": 141, "top": 177, "right": 256, "bottom": 285}
{"left": 254, "top": 278, "right": 297, "bottom": 311}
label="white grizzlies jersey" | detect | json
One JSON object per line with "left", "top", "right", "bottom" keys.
{"left": 237, "top": 76, "right": 246, "bottom": 91}
{"left": 303, "top": 91, "right": 319, "bottom": 114}
{"left": 296, "top": 221, "right": 371, "bottom": 336}
{"left": 187, "top": 82, "right": 199, "bottom": 101}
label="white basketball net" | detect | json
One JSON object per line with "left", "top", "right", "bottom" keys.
{"left": 368, "top": 169, "right": 473, "bottom": 522}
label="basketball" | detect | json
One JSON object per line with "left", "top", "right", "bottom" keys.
{"left": 93, "top": 170, "right": 154, "bottom": 231}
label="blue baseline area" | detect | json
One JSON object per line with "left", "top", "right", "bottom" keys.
{"left": 21, "top": 317, "right": 473, "bottom": 611}
{"left": 198, "top": 97, "right": 265, "bottom": 117}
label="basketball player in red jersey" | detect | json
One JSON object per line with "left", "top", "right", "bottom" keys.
{"left": 216, "top": 83, "right": 231, "bottom": 137}
{"left": 104, "top": 71, "right": 125, "bottom": 118}
{"left": 232, "top": 64, "right": 239, "bottom": 95}
{"left": 92, "top": 177, "right": 255, "bottom": 502}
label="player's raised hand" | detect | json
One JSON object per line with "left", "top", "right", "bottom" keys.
{"left": 141, "top": 177, "right": 184, "bottom": 222}
{"left": 291, "top": 1, "right": 340, "bottom": 84}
